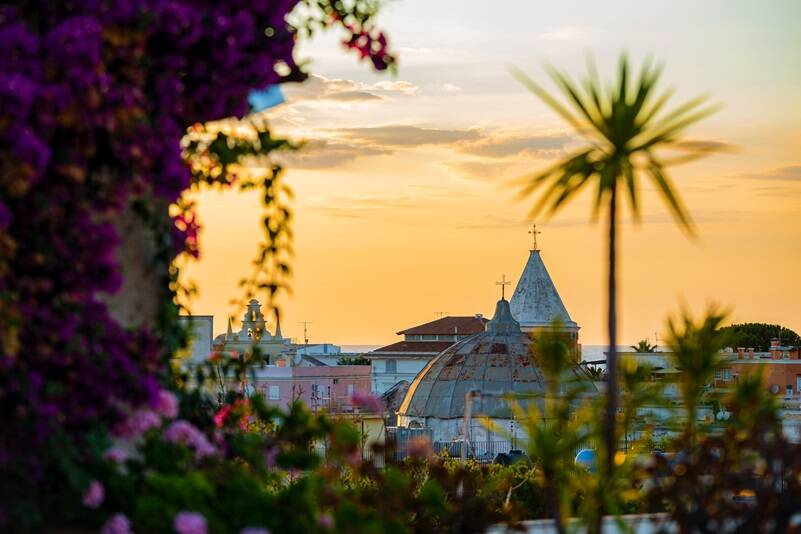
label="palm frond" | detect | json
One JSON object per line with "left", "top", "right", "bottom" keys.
{"left": 510, "top": 67, "right": 584, "bottom": 132}
{"left": 514, "top": 53, "right": 720, "bottom": 230}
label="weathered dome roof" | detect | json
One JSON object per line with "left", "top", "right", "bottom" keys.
{"left": 399, "top": 299, "right": 587, "bottom": 420}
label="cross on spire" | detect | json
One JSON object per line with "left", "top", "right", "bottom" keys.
{"left": 496, "top": 274, "right": 510, "bottom": 300}
{"left": 528, "top": 223, "right": 541, "bottom": 251}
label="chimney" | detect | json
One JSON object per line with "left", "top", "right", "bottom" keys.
{"left": 737, "top": 347, "right": 745, "bottom": 360}
{"left": 747, "top": 348, "right": 755, "bottom": 360}
{"left": 771, "top": 337, "right": 780, "bottom": 349}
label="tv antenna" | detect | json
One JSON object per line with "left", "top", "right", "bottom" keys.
{"left": 298, "top": 321, "right": 312, "bottom": 346}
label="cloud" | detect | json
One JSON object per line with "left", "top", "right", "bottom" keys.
{"left": 443, "top": 160, "right": 524, "bottom": 182}
{"left": 338, "top": 125, "right": 482, "bottom": 147}
{"left": 458, "top": 133, "right": 574, "bottom": 158}
{"left": 282, "top": 74, "right": 417, "bottom": 103}
{"left": 456, "top": 215, "right": 529, "bottom": 230}
{"left": 671, "top": 139, "right": 737, "bottom": 153}
{"left": 273, "top": 140, "right": 390, "bottom": 169}
{"left": 537, "top": 25, "right": 594, "bottom": 41}
{"left": 325, "top": 90, "right": 383, "bottom": 102}
{"left": 739, "top": 165, "right": 801, "bottom": 182}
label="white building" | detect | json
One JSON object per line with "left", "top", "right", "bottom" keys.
{"left": 366, "top": 315, "right": 487, "bottom": 394}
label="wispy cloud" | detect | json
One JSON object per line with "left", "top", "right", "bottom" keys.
{"left": 737, "top": 165, "right": 801, "bottom": 182}
{"left": 338, "top": 125, "right": 482, "bottom": 147}
{"left": 442, "top": 160, "right": 524, "bottom": 182}
{"left": 536, "top": 25, "right": 595, "bottom": 42}
{"left": 273, "top": 140, "right": 390, "bottom": 169}
{"left": 282, "top": 74, "right": 418, "bottom": 103}
{"left": 458, "top": 133, "right": 574, "bottom": 158}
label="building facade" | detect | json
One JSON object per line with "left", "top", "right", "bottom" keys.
{"left": 366, "top": 315, "right": 487, "bottom": 394}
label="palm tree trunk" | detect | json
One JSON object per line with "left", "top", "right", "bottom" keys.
{"left": 604, "top": 185, "right": 619, "bottom": 508}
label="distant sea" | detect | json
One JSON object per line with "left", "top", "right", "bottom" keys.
{"left": 341, "top": 344, "right": 637, "bottom": 366}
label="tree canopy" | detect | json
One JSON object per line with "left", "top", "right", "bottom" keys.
{"left": 718, "top": 323, "right": 801, "bottom": 350}
{"left": 337, "top": 355, "right": 371, "bottom": 365}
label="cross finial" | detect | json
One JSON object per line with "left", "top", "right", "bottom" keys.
{"left": 496, "top": 274, "right": 511, "bottom": 300}
{"left": 528, "top": 223, "right": 541, "bottom": 251}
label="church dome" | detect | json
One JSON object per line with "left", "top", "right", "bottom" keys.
{"left": 398, "top": 298, "right": 587, "bottom": 421}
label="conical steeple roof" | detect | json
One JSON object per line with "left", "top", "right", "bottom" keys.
{"left": 509, "top": 249, "right": 577, "bottom": 330}
{"left": 486, "top": 298, "right": 520, "bottom": 334}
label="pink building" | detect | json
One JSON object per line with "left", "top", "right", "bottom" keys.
{"left": 252, "top": 364, "right": 372, "bottom": 413}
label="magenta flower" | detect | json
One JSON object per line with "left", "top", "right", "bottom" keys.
{"left": 114, "top": 409, "right": 162, "bottom": 438}
{"left": 351, "top": 392, "right": 384, "bottom": 413}
{"left": 164, "top": 420, "right": 217, "bottom": 460}
{"left": 153, "top": 389, "right": 179, "bottom": 419}
{"left": 82, "top": 479, "right": 104, "bottom": 508}
{"left": 102, "top": 447, "right": 128, "bottom": 464}
{"left": 101, "top": 513, "right": 133, "bottom": 534}
{"left": 318, "top": 513, "right": 334, "bottom": 529}
{"left": 174, "top": 511, "right": 207, "bottom": 534}
{"left": 407, "top": 436, "right": 434, "bottom": 460}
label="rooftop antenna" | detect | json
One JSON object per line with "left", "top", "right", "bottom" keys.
{"left": 496, "top": 274, "right": 510, "bottom": 300}
{"left": 528, "top": 223, "right": 541, "bottom": 251}
{"left": 298, "top": 321, "right": 312, "bottom": 346}
{"left": 435, "top": 311, "right": 448, "bottom": 319}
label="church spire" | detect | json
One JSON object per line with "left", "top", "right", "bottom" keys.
{"left": 509, "top": 239, "right": 578, "bottom": 332}
{"left": 225, "top": 317, "right": 234, "bottom": 341}
{"left": 275, "top": 315, "right": 283, "bottom": 340}
{"left": 528, "top": 223, "right": 541, "bottom": 251}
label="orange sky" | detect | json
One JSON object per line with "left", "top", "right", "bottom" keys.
{"left": 181, "top": 1, "right": 801, "bottom": 346}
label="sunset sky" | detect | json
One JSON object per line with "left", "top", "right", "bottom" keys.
{"left": 182, "top": 0, "right": 801, "bottom": 346}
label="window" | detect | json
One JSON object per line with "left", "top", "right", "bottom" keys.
{"left": 783, "top": 351, "right": 790, "bottom": 360}
{"left": 311, "top": 384, "right": 320, "bottom": 398}
{"left": 723, "top": 368, "right": 731, "bottom": 381}
{"left": 385, "top": 359, "right": 397, "bottom": 373}
{"left": 714, "top": 369, "right": 721, "bottom": 380}
{"left": 797, "top": 375, "right": 801, "bottom": 392}
{"left": 787, "top": 385, "right": 794, "bottom": 398}
{"left": 347, "top": 384, "right": 354, "bottom": 397}
{"left": 268, "top": 385, "right": 280, "bottom": 401}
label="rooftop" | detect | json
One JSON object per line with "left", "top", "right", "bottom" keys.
{"left": 368, "top": 340, "right": 455, "bottom": 356}
{"left": 397, "top": 316, "right": 487, "bottom": 336}
{"left": 509, "top": 250, "right": 577, "bottom": 330}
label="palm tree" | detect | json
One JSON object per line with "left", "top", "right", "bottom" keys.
{"left": 513, "top": 55, "right": 719, "bottom": 482}
{"left": 630, "top": 339, "right": 658, "bottom": 353}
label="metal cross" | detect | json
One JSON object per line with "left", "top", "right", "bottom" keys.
{"left": 496, "top": 274, "right": 510, "bottom": 300}
{"left": 528, "top": 223, "right": 541, "bottom": 251}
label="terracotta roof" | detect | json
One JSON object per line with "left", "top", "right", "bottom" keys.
{"left": 368, "top": 341, "right": 454, "bottom": 356}
{"left": 397, "top": 316, "right": 487, "bottom": 336}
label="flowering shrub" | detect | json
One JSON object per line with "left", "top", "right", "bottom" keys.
{"left": 0, "top": 1, "right": 393, "bottom": 529}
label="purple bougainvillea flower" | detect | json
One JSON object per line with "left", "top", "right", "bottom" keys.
{"left": 318, "top": 513, "right": 334, "bottom": 530}
{"left": 82, "top": 479, "right": 104, "bottom": 508}
{"left": 350, "top": 392, "right": 384, "bottom": 413}
{"left": 101, "top": 513, "right": 133, "bottom": 534}
{"left": 164, "top": 420, "right": 217, "bottom": 460}
{"left": 174, "top": 511, "right": 207, "bottom": 534}
{"left": 152, "top": 389, "right": 179, "bottom": 419}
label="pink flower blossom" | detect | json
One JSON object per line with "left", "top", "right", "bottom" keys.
{"left": 318, "top": 513, "right": 334, "bottom": 529}
{"left": 82, "top": 479, "right": 104, "bottom": 508}
{"left": 213, "top": 404, "right": 231, "bottom": 428}
{"left": 102, "top": 447, "right": 129, "bottom": 464}
{"left": 164, "top": 420, "right": 216, "bottom": 460}
{"left": 101, "top": 513, "right": 133, "bottom": 534}
{"left": 153, "top": 389, "right": 179, "bottom": 419}
{"left": 350, "top": 392, "right": 384, "bottom": 413}
{"left": 174, "top": 511, "right": 207, "bottom": 534}
{"left": 114, "top": 408, "right": 162, "bottom": 438}
{"left": 407, "top": 436, "right": 434, "bottom": 460}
